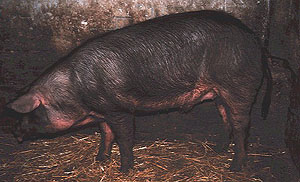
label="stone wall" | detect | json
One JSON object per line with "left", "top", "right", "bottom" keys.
{"left": 0, "top": 0, "right": 268, "bottom": 53}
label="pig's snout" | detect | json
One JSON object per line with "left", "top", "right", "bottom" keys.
{"left": 12, "top": 121, "right": 25, "bottom": 143}
{"left": 12, "top": 122, "right": 24, "bottom": 143}
{"left": 11, "top": 118, "right": 37, "bottom": 143}
{"left": 16, "top": 135, "right": 24, "bottom": 143}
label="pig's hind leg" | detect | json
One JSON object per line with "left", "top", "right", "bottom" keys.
{"left": 218, "top": 89, "right": 256, "bottom": 171}
{"left": 215, "top": 98, "right": 233, "bottom": 152}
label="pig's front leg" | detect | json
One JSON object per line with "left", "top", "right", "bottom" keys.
{"left": 96, "top": 121, "right": 115, "bottom": 162}
{"left": 106, "top": 112, "right": 134, "bottom": 173}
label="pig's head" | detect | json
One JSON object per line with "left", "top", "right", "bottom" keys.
{"left": 6, "top": 90, "right": 82, "bottom": 143}
{"left": 6, "top": 92, "right": 50, "bottom": 142}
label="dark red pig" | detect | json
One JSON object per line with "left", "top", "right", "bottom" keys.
{"left": 7, "top": 10, "right": 272, "bottom": 172}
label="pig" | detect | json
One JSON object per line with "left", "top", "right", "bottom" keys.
{"left": 6, "top": 10, "right": 272, "bottom": 172}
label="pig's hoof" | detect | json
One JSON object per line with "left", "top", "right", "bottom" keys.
{"left": 229, "top": 159, "right": 246, "bottom": 172}
{"left": 229, "top": 163, "right": 242, "bottom": 172}
{"left": 95, "top": 153, "right": 110, "bottom": 162}
{"left": 119, "top": 162, "right": 134, "bottom": 173}
{"left": 119, "top": 166, "right": 133, "bottom": 173}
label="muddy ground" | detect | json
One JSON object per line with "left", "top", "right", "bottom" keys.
{"left": 0, "top": 15, "right": 299, "bottom": 182}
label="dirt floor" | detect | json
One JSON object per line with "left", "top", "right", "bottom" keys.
{"left": 0, "top": 17, "right": 299, "bottom": 181}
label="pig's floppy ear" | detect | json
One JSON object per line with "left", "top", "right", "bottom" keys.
{"left": 7, "top": 94, "right": 41, "bottom": 113}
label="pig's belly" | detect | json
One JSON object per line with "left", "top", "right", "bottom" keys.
{"left": 121, "top": 83, "right": 218, "bottom": 111}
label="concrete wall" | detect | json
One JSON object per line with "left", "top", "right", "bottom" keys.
{"left": 269, "top": 0, "right": 299, "bottom": 69}
{"left": 0, "top": 0, "right": 268, "bottom": 53}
